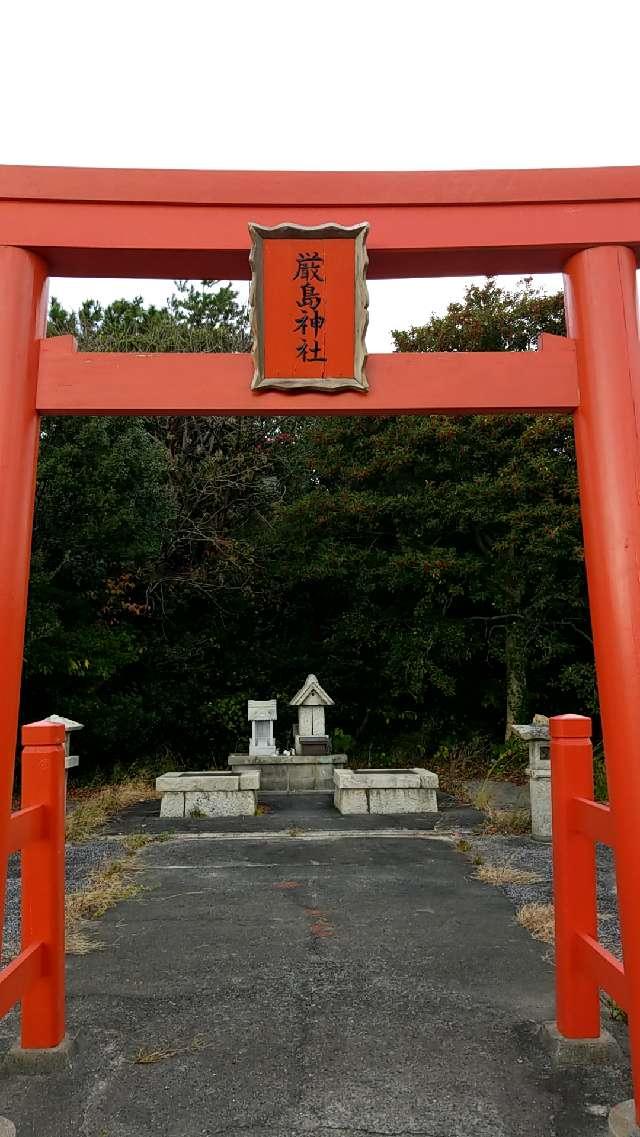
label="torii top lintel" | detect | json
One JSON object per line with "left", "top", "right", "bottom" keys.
{"left": 2, "top": 163, "right": 640, "bottom": 279}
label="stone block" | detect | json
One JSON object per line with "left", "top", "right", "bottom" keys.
{"left": 369, "top": 787, "right": 436, "bottom": 814}
{"left": 184, "top": 790, "right": 256, "bottom": 818}
{"left": 2, "top": 1034, "right": 75, "bottom": 1073}
{"left": 609, "top": 1100, "right": 640, "bottom": 1135}
{"left": 288, "top": 764, "right": 316, "bottom": 791}
{"left": 159, "top": 792, "right": 185, "bottom": 818}
{"left": 0, "top": 1119, "right": 15, "bottom": 1137}
{"left": 333, "top": 768, "right": 438, "bottom": 813}
{"left": 314, "top": 767, "right": 335, "bottom": 791}
{"left": 412, "top": 768, "right": 439, "bottom": 789}
{"left": 260, "top": 764, "right": 289, "bottom": 791}
{"left": 156, "top": 772, "right": 238, "bottom": 793}
{"left": 349, "top": 770, "right": 422, "bottom": 790}
{"left": 540, "top": 1022, "right": 621, "bottom": 1067}
{"left": 229, "top": 753, "right": 347, "bottom": 793}
{"left": 334, "top": 788, "right": 368, "bottom": 814}
{"left": 239, "top": 771, "right": 260, "bottom": 790}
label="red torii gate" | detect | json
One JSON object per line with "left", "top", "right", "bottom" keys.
{"left": 1, "top": 165, "right": 640, "bottom": 1118}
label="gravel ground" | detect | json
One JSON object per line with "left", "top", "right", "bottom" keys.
{"left": 2, "top": 838, "right": 123, "bottom": 961}
{"left": 466, "top": 833, "right": 621, "bottom": 958}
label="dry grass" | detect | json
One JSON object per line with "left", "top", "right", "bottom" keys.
{"left": 131, "top": 1035, "right": 212, "bottom": 1064}
{"left": 65, "top": 857, "right": 141, "bottom": 954}
{"left": 515, "top": 901, "right": 555, "bottom": 944}
{"left": 66, "top": 778, "right": 158, "bottom": 842}
{"left": 480, "top": 808, "right": 531, "bottom": 836}
{"left": 474, "top": 863, "right": 543, "bottom": 887}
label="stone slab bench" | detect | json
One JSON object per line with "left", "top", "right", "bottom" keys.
{"left": 156, "top": 771, "right": 259, "bottom": 818}
{"left": 228, "top": 753, "right": 347, "bottom": 792}
{"left": 333, "top": 768, "right": 439, "bottom": 815}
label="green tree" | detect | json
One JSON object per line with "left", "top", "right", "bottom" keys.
{"left": 26, "top": 283, "right": 284, "bottom": 768}
{"left": 261, "top": 279, "right": 592, "bottom": 755}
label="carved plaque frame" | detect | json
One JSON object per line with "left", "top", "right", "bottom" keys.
{"left": 249, "top": 221, "right": 369, "bottom": 393}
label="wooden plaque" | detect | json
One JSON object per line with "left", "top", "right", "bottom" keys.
{"left": 249, "top": 221, "right": 369, "bottom": 392}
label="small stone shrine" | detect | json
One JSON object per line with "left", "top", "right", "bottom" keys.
{"left": 228, "top": 676, "right": 346, "bottom": 791}
{"left": 290, "top": 674, "right": 333, "bottom": 756}
{"left": 248, "top": 699, "right": 277, "bottom": 757}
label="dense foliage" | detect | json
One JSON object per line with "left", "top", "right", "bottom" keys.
{"left": 22, "top": 279, "right": 595, "bottom": 774}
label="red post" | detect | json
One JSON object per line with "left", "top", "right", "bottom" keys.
{"left": 550, "top": 714, "right": 600, "bottom": 1037}
{"left": 564, "top": 245, "right": 640, "bottom": 1118}
{"left": 0, "top": 247, "right": 48, "bottom": 962}
{"left": 20, "top": 720, "right": 66, "bottom": 1049}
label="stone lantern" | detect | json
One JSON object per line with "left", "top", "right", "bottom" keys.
{"left": 248, "top": 699, "right": 277, "bottom": 757}
{"left": 45, "top": 713, "right": 83, "bottom": 809}
{"left": 45, "top": 713, "right": 83, "bottom": 772}
{"left": 512, "top": 715, "right": 551, "bottom": 840}
{"left": 290, "top": 674, "right": 334, "bottom": 756}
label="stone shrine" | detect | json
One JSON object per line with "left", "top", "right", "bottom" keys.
{"left": 248, "top": 699, "right": 277, "bottom": 757}
{"left": 228, "top": 676, "right": 346, "bottom": 791}
{"left": 290, "top": 674, "right": 333, "bottom": 756}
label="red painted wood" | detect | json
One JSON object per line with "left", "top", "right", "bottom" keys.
{"left": 2, "top": 163, "right": 639, "bottom": 205}
{"left": 576, "top": 933, "right": 627, "bottom": 1011}
{"left": 570, "top": 797, "right": 614, "bottom": 846}
{"left": 550, "top": 715, "right": 601, "bottom": 1039}
{"left": 565, "top": 246, "right": 640, "bottom": 1119}
{"left": 20, "top": 721, "right": 66, "bottom": 1048}
{"left": 21, "top": 719, "right": 69, "bottom": 746}
{"left": 0, "top": 944, "right": 45, "bottom": 1020}
{"left": 7, "top": 805, "right": 46, "bottom": 855}
{"left": 1, "top": 165, "right": 640, "bottom": 278}
{"left": 262, "top": 238, "right": 356, "bottom": 380}
{"left": 37, "top": 335, "right": 579, "bottom": 416}
{"left": 0, "top": 248, "right": 48, "bottom": 967}
{"left": 3, "top": 201, "right": 640, "bottom": 280}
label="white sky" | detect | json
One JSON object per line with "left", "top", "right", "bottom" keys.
{"left": 2, "top": 0, "right": 639, "bottom": 350}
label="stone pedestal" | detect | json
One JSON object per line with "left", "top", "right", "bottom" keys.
{"left": 228, "top": 753, "right": 347, "bottom": 792}
{"left": 156, "top": 771, "right": 259, "bottom": 817}
{"left": 334, "top": 768, "right": 439, "bottom": 815}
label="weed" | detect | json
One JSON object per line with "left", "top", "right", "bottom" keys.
{"left": 123, "top": 834, "right": 155, "bottom": 854}
{"left": 288, "top": 825, "right": 304, "bottom": 836}
{"left": 65, "top": 856, "right": 141, "bottom": 954}
{"left": 66, "top": 777, "right": 158, "bottom": 843}
{"left": 455, "top": 838, "right": 472, "bottom": 853}
{"left": 188, "top": 807, "right": 205, "bottom": 819}
{"left": 474, "top": 864, "right": 543, "bottom": 887}
{"left": 516, "top": 901, "right": 555, "bottom": 944}
{"left": 604, "top": 995, "right": 628, "bottom": 1024}
{"left": 593, "top": 742, "right": 608, "bottom": 804}
{"left": 480, "top": 808, "right": 531, "bottom": 836}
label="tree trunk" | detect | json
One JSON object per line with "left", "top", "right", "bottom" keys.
{"left": 505, "top": 620, "right": 528, "bottom": 739}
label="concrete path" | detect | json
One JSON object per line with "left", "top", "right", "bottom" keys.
{"left": 0, "top": 827, "right": 632, "bottom": 1136}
